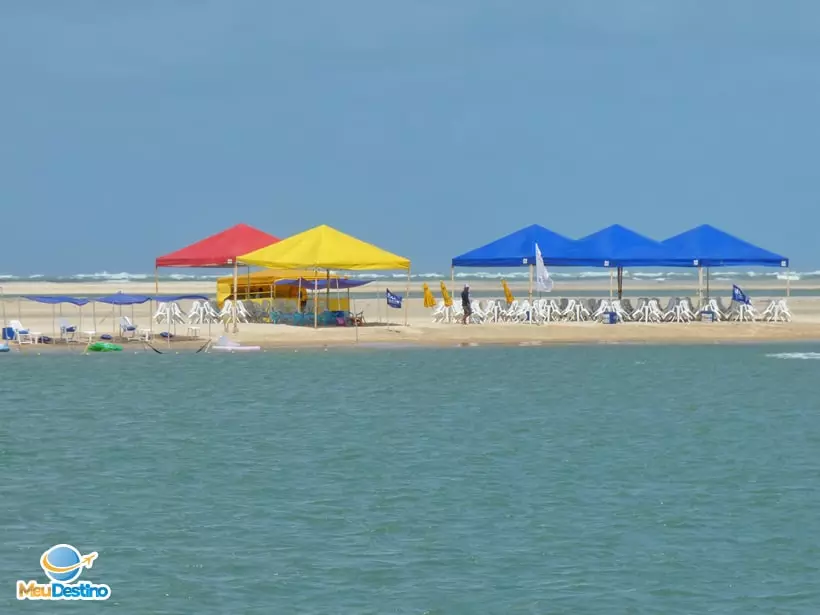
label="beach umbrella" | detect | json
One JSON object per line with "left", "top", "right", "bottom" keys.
{"left": 439, "top": 281, "right": 453, "bottom": 307}
{"left": 422, "top": 283, "right": 436, "bottom": 308}
{"left": 501, "top": 279, "right": 515, "bottom": 305}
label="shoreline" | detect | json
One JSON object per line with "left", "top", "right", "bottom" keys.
{"left": 6, "top": 322, "right": 820, "bottom": 353}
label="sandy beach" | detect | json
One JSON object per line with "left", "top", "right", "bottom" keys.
{"left": 1, "top": 279, "right": 818, "bottom": 350}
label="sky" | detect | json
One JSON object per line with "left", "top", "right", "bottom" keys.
{"left": 1, "top": 1, "right": 818, "bottom": 274}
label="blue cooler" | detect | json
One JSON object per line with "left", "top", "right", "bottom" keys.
{"left": 604, "top": 312, "right": 617, "bottom": 324}
{"left": 1, "top": 327, "right": 14, "bottom": 340}
{"left": 701, "top": 311, "right": 715, "bottom": 322}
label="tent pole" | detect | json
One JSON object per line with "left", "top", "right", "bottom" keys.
{"left": 92, "top": 301, "right": 97, "bottom": 335}
{"left": 232, "top": 261, "right": 239, "bottom": 333}
{"left": 52, "top": 304, "right": 56, "bottom": 341}
{"left": 353, "top": 294, "right": 359, "bottom": 344}
{"left": 155, "top": 266, "right": 159, "bottom": 295}
{"left": 18, "top": 297, "right": 21, "bottom": 323}
{"left": 451, "top": 266, "right": 454, "bottom": 283}
{"left": 706, "top": 268, "right": 710, "bottom": 299}
{"left": 404, "top": 269, "right": 410, "bottom": 327}
{"left": 326, "top": 270, "right": 330, "bottom": 312}
{"left": 314, "top": 273, "right": 318, "bottom": 329}
{"left": 617, "top": 267, "right": 623, "bottom": 300}
{"left": 697, "top": 266, "right": 703, "bottom": 307}
{"left": 609, "top": 270, "right": 613, "bottom": 300}
{"left": 786, "top": 268, "right": 791, "bottom": 298}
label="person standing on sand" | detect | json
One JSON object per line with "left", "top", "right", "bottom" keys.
{"left": 461, "top": 284, "right": 472, "bottom": 324}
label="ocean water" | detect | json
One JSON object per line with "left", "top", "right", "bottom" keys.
{"left": 2, "top": 344, "right": 820, "bottom": 613}
{"left": 0, "top": 268, "right": 813, "bottom": 284}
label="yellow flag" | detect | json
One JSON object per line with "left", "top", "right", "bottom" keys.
{"left": 502, "top": 279, "right": 515, "bottom": 305}
{"left": 440, "top": 281, "right": 453, "bottom": 307}
{"left": 422, "top": 283, "right": 436, "bottom": 308}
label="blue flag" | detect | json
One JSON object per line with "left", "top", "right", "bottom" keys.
{"left": 386, "top": 289, "right": 402, "bottom": 309}
{"left": 732, "top": 284, "right": 750, "bottom": 305}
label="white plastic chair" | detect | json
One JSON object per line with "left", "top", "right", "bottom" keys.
{"left": 58, "top": 317, "right": 78, "bottom": 342}
{"left": 10, "top": 320, "right": 33, "bottom": 344}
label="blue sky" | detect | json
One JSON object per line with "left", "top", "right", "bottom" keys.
{"left": 1, "top": 1, "right": 817, "bottom": 274}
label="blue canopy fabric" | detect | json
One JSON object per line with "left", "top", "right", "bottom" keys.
{"left": 153, "top": 294, "right": 210, "bottom": 302}
{"left": 555, "top": 224, "right": 673, "bottom": 267}
{"left": 23, "top": 295, "right": 89, "bottom": 306}
{"left": 451, "top": 224, "right": 576, "bottom": 267}
{"left": 660, "top": 224, "right": 789, "bottom": 267}
{"left": 95, "top": 293, "right": 151, "bottom": 305}
{"left": 273, "top": 278, "right": 371, "bottom": 290}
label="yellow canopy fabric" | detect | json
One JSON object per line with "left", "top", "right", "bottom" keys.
{"left": 440, "top": 281, "right": 453, "bottom": 307}
{"left": 422, "top": 283, "right": 436, "bottom": 308}
{"left": 238, "top": 224, "right": 410, "bottom": 271}
{"left": 501, "top": 279, "right": 515, "bottom": 304}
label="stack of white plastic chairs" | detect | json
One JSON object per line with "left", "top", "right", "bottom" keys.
{"left": 153, "top": 302, "right": 171, "bottom": 324}
{"left": 761, "top": 299, "right": 792, "bottom": 322}
{"left": 219, "top": 300, "right": 249, "bottom": 323}
{"left": 187, "top": 301, "right": 220, "bottom": 324}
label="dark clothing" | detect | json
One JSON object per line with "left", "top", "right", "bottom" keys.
{"left": 461, "top": 289, "right": 471, "bottom": 314}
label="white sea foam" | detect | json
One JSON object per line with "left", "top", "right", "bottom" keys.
{"left": 4, "top": 269, "right": 820, "bottom": 283}
{"left": 766, "top": 352, "right": 820, "bottom": 360}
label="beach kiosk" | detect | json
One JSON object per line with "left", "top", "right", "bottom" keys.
{"left": 237, "top": 224, "right": 411, "bottom": 329}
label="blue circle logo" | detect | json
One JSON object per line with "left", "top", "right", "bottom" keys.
{"left": 40, "top": 545, "right": 86, "bottom": 583}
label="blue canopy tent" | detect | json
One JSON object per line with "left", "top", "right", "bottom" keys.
{"left": 153, "top": 294, "right": 211, "bottom": 302}
{"left": 554, "top": 224, "right": 676, "bottom": 299}
{"left": 660, "top": 224, "right": 790, "bottom": 299}
{"left": 451, "top": 224, "right": 576, "bottom": 299}
{"left": 94, "top": 293, "right": 153, "bottom": 339}
{"left": 452, "top": 224, "right": 576, "bottom": 268}
{"left": 19, "top": 296, "right": 91, "bottom": 342}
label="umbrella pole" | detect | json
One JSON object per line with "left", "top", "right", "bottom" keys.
{"left": 52, "top": 304, "right": 56, "bottom": 340}
{"left": 18, "top": 297, "right": 22, "bottom": 323}
{"left": 697, "top": 266, "right": 703, "bottom": 307}
{"left": 92, "top": 301, "right": 97, "bottom": 335}
{"left": 326, "top": 270, "right": 330, "bottom": 312}
{"left": 451, "top": 266, "right": 454, "bottom": 283}
{"left": 609, "top": 270, "right": 613, "bottom": 300}
{"left": 404, "top": 269, "right": 410, "bottom": 327}
{"left": 617, "top": 267, "right": 623, "bottom": 300}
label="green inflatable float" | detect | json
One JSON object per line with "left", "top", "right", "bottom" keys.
{"left": 87, "top": 342, "right": 123, "bottom": 352}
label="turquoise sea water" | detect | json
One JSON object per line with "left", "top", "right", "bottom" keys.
{"left": 2, "top": 344, "right": 820, "bottom": 613}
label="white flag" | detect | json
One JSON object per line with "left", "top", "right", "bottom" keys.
{"left": 535, "top": 242, "right": 553, "bottom": 292}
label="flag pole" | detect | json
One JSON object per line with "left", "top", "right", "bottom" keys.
{"left": 404, "top": 269, "right": 410, "bottom": 327}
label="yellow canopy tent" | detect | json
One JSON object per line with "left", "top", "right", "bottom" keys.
{"left": 238, "top": 224, "right": 411, "bottom": 328}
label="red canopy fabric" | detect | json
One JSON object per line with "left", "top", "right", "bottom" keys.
{"left": 155, "top": 223, "right": 280, "bottom": 268}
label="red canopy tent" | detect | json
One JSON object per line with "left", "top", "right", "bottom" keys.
{"left": 155, "top": 223, "right": 279, "bottom": 268}
{"left": 154, "top": 224, "right": 280, "bottom": 333}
